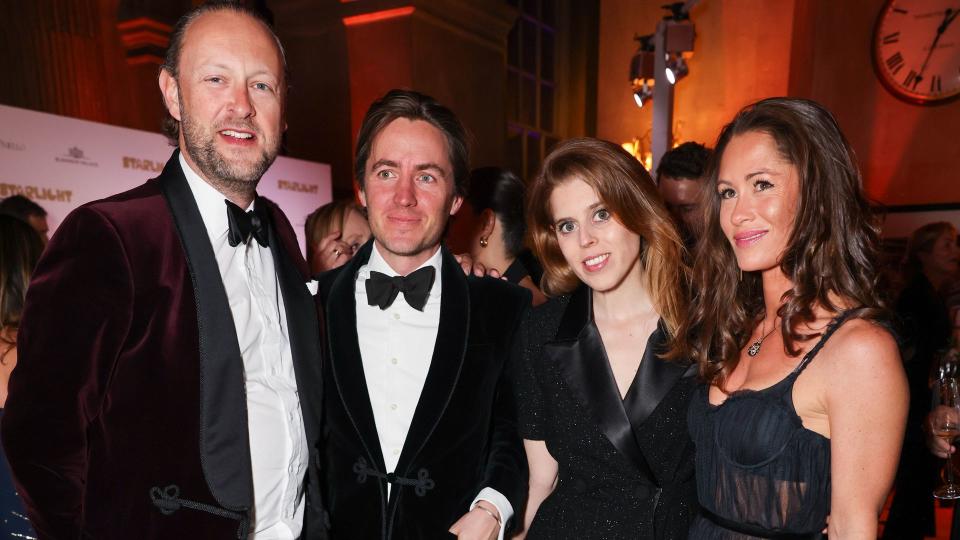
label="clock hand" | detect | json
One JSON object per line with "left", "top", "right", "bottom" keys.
{"left": 916, "top": 8, "right": 954, "bottom": 88}
{"left": 942, "top": 7, "right": 959, "bottom": 32}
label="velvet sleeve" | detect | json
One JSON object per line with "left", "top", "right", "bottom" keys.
{"left": 483, "top": 289, "right": 531, "bottom": 535}
{"left": 1, "top": 206, "right": 134, "bottom": 538}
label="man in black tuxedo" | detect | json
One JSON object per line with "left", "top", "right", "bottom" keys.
{"left": 317, "top": 90, "right": 528, "bottom": 539}
{"left": 2, "top": 4, "right": 326, "bottom": 538}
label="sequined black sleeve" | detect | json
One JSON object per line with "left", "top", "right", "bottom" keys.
{"left": 513, "top": 296, "right": 568, "bottom": 441}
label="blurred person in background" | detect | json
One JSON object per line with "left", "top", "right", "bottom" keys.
{"left": 449, "top": 167, "right": 546, "bottom": 305}
{"left": 0, "top": 214, "right": 42, "bottom": 539}
{"left": 655, "top": 142, "right": 711, "bottom": 248}
{"left": 0, "top": 196, "right": 49, "bottom": 246}
{"left": 305, "top": 199, "right": 370, "bottom": 274}
{"left": 885, "top": 221, "right": 959, "bottom": 539}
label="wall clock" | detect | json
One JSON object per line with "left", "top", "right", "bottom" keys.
{"left": 873, "top": 0, "right": 960, "bottom": 104}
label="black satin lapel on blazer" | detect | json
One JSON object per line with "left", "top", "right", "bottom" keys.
{"left": 325, "top": 241, "right": 387, "bottom": 472}
{"left": 266, "top": 212, "right": 323, "bottom": 445}
{"left": 158, "top": 150, "right": 252, "bottom": 511}
{"left": 545, "top": 286, "right": 657, "bottom": 484}
{"left": 622, "top": 323, "right": 688, "bottom": 432}
{"left": 394, "top": 246, "right": 469, "bottom": 476}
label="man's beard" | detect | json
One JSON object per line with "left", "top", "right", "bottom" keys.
{"left": 179, "top": 108, "right": 278, "bottom": 190}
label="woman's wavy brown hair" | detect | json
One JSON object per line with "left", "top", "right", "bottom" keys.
{"left": 0, "top": 214, "right": 43, "bottom": 362}
{"left": 681, "top": 97, "right": 888, "bottom": 386}
{"left": 528, "top": 137, "right": 689, "bottom": 339}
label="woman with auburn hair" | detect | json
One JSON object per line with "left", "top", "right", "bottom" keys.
{"left": 304, "top": 199, "right": 370, "bottom": 274}
{"left": 683, "top": 98, "right": 908, "bottom": 539}
{"left": 514, "top": 137, "right": 698, "bottom": 539}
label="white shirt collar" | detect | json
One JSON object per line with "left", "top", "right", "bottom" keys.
{"left": 178, "top": 151, "right": 254, "bottom": 241}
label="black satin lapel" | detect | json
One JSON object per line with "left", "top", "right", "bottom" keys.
{"left": 395, "top": 246, "right": 469, "bottom": 474}
{"left": 325, "top": 243, "right": 388, "bottom": 472}
{"left": 622, "top": 322, "right": 688, "bottom": 430}
{"left": 268, "top": 222, "right": 323, "bottom": 445}
{"left": 548, "top": 287, "right": 656, "bottom": 483}
{"left": 158, "top": 150, "right": 252, "bottom": 511}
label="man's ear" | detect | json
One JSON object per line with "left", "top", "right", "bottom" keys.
{"left": 358, "top": 188, "right": 367, "bottom": 208}
{"left": 158, "top": 69, "right": 182, "bottom": 121}
{"left": 449, "top": 194, "right": 464, "bottom": 216}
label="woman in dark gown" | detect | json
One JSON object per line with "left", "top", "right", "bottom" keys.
{"left": 514, "top": 138, "right": 698, "bottom": 539}
{"left": 0, "top": 215, "right": 43, "bottom": 539}
{"left": 680, "top": 98, "right": 907, "bottom": 538}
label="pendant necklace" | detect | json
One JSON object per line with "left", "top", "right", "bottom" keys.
{"left": 747, "top": 319, "right": 778, "bottom": 357}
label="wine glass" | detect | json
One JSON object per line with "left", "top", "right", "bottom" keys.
{"left": 939, "top": 347, "right": 960, "bottom": 381}
{"left": 933, "top": 377, "right": 960, "bottom": 499}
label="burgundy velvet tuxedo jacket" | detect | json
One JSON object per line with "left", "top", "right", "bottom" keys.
{"left": 317, "top": 242, "right": 529, "bottom": 539}
{"left": 1, "top": 151, "right": 327, "bottom": 540}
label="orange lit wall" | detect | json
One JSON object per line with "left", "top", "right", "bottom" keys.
{"left": 793, "top": 0, "right": 960, "bottom": 206}
{"left": 597, "top": 0, "right": 960, "bottom": 206}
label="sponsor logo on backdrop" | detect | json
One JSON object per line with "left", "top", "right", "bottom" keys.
{"left": 0, "top": 138, "right": 26, "bottom": 151}
{"left": 0, "top": 182, "right": 73, "bottom": 202}
{"left": 123, "top": 156, "right": 165, "bottom": 172}
{"left": 278, "top": 179, "right": 319, "bottom": 194}
{"left": 55, "top": 146, "right": 99, "bottom": 167}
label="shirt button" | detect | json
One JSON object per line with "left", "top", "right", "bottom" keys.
{"left": 391, "top": 358, "right": 398, "bottom": 365}
{"left": 393, "top": 313, "right": 400, "bottom": 320}
{"left": 390, "top": 403, "right": 398, "bottom": 411}
{"left": 393, "top": 449, "right": 400, "bottom": 456}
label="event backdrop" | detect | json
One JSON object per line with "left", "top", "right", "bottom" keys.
{"left": 0, "top": 104, "right": 332, "bottom": 256}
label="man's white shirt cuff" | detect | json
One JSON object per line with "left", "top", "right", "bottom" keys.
{"left": 471, "top": 487, "right": 512, "bottom": 540}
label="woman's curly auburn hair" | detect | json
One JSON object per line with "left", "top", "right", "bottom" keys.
{"left": 527, "top": 137, "right": 689, "bottom": 342}
{"left": 680, "top": 97, "right": 889, "bottom": 387}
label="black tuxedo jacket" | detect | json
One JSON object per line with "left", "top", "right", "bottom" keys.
{"left": 317, "top": 242, "right": 528, "bottom": 539}
{"left": 2, "top": 151, "right": 327, "bottom": 539}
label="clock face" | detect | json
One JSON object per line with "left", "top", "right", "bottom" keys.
{"left": 873, "top": 0, "right": 960, "bottom": 104}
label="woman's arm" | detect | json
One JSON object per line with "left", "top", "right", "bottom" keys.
{"left": 826, "top": 322, "right": 908, "bottom": 539}
{"left": 515, "top": 440, "right": 558, "bottom": 539}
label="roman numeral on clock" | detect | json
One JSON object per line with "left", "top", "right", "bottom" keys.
{"left": 886, "top": 52, "right": 905, "bottom": 75}
{"left": 882, "top": 32, "right": 900, "bottom": 44}
{"left": 931, "top": 75, "right": 942, "bottom": 93}
{"left": 903, "top": 69, "right": 919, "bottom": 89}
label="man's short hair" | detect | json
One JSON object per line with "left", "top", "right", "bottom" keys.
{"left": 0, "top": 195, "right": 46, "bottom": 221}
{"left": 656, "top": 141, "right": 712, "bottom": 181}
{"left": 159, "top": 1, "right": 288, "bottom": 145}
{"left": 354, "top": 89, "right": 470, "bottom": 198}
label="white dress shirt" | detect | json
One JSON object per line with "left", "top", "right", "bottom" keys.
{"left": 355, "top": 243, "right": 512, "bottom": 539}
{"left": 180, "top": 155, "right": 308, "bottom": 540}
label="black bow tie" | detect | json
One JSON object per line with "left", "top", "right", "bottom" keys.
{"left": 225, "top": 199, "right": 270, "bottom": 247}
{"left": 365, "top": 266, "right": 436, "bottom": 312}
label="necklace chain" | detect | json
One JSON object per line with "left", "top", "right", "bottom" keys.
{"left": 747, "top": 319, "right": 778, "bottom": 357}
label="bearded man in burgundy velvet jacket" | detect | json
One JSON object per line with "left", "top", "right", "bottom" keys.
{"left": 1, "top": 4, "right": 326, "bottom": 539}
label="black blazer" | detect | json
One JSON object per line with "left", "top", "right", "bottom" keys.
{"left": 2, "top": 151, "right": 327, "bottom": 539}
{"left": 515, "top": 285, "right": 698, "bottom": 539}
{"left": 317, "top": 242, "right": 529, "bottom": 539}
